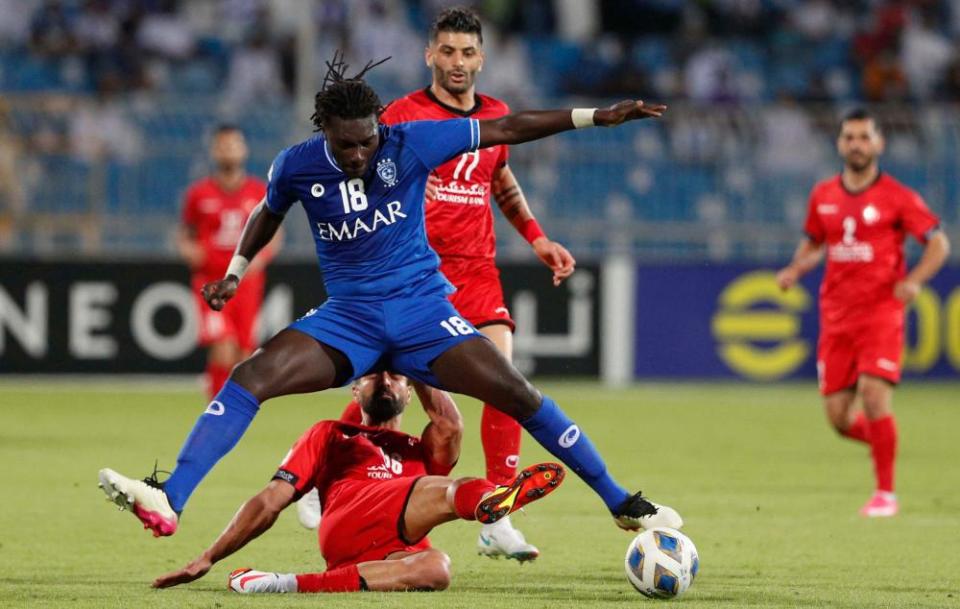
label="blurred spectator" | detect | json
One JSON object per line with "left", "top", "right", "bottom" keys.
{"left": 29, "top": 0, "right": 78, "bottom": 57}
{"left": 74, "top": 0, "right": 119, "bottom": 53}
{"left": 69, "top": 74, "right": 143, "bottom": 163}
{"left": 221, "top": 29, "right": 284, "bottom": 114}
{"left": 862, "top": 49, "right": 909, "bottom": 101}
{"left": 0, "top": 0, "right": 40, "bottom": 46}
{"left": 684, "top": 44, "right": 740, "bottom": 103}
{"left": 901, "top": 7, "right": 953, "bottom": 99}
{"left": 347, "top": 0, "right": 422, "bottom": 90}
{"left": 789, "top": 0, "right": 839, "bottom": 41}
{"left": 936, "top": 54, "right": 960, "bottom": 100}
{"left": 137, "top": 0, "right": 195, "bottom": 61}
{"left": 476, "top": 30, "right": 542, "bottom": 108}
{"left": 756, "top": 94, "right": 824, "bottom": 175}
{"left": 0, "top": 99, "right": 25, "bottom": 251}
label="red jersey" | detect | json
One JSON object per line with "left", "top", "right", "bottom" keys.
{"left": 380, "top": 88, "right": 510, "bottom": 260}
{"left": 804, "top": 173, "right": 940, "bottom": 326}
{"left": 180, "top": 176, "right": 266, "bottom": 278}
{"left": 274, "top": 420, "right": 453, "bottom": 508}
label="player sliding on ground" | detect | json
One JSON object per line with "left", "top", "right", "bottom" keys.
{"left": 776, "top": 108, "right": 949, "bottom": 517}
{"left": 99, "top": 53, "right": 682, "bottom": 538}
{"left": 152, "top": 371, "right": 565, "bottom": 593}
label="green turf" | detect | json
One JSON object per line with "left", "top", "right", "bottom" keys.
{"left": 1, "top": 380, "right": 959, "bottom": 608}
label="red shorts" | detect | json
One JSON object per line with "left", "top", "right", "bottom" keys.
{"left": 192, "top": 273, "right": 264, "bottom": 352}
{"left": 318, "top": 476, "right": 431, "bottom": 570}
{"left": 441, "top": 257, "right": 514, "bottom": 331}
{"left": 817, "top": 315, "right": 903, "bottom": 395}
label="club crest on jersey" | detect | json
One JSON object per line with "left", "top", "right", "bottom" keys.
{"left": 311, "top": 183, "right": 325, "bottom": 198}
{"left": 377, "top": 158, "right": 397, "bottom": 187}
{"left": 862, "top": 204, "right": 879, "bottom": 224}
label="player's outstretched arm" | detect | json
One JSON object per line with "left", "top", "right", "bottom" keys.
{"left": 776, "top": 238, "right": 825, "bottom": 291}
{"left": 895, "top": 230, "right": 950, "bottom": 302}
{"left": 202, "top": 199, "right": 284, "bottom": 311}
{"left": 492, "top": 165, "right": 576, "bottom": 286}
{"left": 413, "top": 382, "right": 463, "bottom": 472}
{"left": 478, "top": 100, "right": 666, "bottom": 148}
{"left": 152, "top": 481, "right": 295, "bottom": 589}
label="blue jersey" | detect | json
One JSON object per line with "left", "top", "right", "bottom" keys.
{"left": 265, "top": 118, "right": 481, "bottom": 300}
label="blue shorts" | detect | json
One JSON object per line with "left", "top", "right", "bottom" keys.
{"left": 289, "top": 295, "right": 483, "bottom": 387}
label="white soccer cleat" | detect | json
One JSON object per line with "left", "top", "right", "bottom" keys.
{"left": 98, "top": 468, "right": 178, "bottom": 537}
{"left": 477, "top": 516, "right": 540, "bottom": 562}
{"left": 296, "top": 488, "right": 322, "bottom": 529}
{"left": 228, "top": 568, "right": 296, "bottom": 593}
{"left": 613, "top": 491, "right": 683, "bottom": 531}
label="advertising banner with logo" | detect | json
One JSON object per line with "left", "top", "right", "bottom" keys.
{"left": 0, "top": 260, "right": 599, "bottom": 376}
{"left": 634, "top": 265, "right": 960, "bottom": 380}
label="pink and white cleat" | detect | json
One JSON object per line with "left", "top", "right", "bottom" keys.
{"left": 98, "top": 468, "right": 178, "bottom": 536}
{"left": 228, "top": 568, "right": 297, "bottom": 593}
{"left": 859, "top": 491, "right": 898, "bottom": 517}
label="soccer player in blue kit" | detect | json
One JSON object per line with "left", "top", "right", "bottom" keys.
{"left": 99, "top": 57, "right": 682, "bottom": 542}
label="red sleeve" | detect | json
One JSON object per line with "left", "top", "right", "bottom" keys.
{"left": 379, "top": 101, "right": 405, "bottom": 126}
{"left": 803, "top": 186, "right": 825, "bottom": 243}
{"left": 900, "top": 188, "right": 940, "bottom": 244}
{"left": 497, "top": 144, "right": 509, "bottom": 169}
{"left": 180, "top": 184, "right": 200, "bottom": 227}
{"left": 273, "top": 422, "right": 332, "bottom": 496}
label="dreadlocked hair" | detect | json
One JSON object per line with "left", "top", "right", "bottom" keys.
{"left": 311, "top": 51, "right": 390, "bottom": 131}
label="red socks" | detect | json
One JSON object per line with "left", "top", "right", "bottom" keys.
{"left": 480, "top": 405, "right": 522, "bottom": 485}
{"left": 205, "top": 363, "right": 231, "bottom": 401}
{"left": 867, "top": 415, "right": 897, "bottom": 493}
{"left": 296, "top": 565, "right": 363, "bottom": 593}
{"left": 842, "top": 411, "right": 871, "bottom": 444}
{"left": 340, "top": 400, "right": 363, "bottom": 425}
{"left": 452, "top": 478, "right": 496, "bottom": 520}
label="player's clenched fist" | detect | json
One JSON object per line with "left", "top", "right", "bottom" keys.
{"left": 595, "top": 100, "right": 667, "bottom": 127}
{"left": 202, "top": 277, "right": 238, "bottom": 311}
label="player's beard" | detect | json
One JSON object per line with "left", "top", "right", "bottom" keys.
{"left": 844, "top": 152, "right": 874, "bottom": 173}
{"left": 363, "top": 392, "right": 405, "bottom": 424}
{"left": 437, "top": 66, "right": 475, "bottom": 95}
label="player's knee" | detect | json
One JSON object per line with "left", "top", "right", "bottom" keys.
{"left": 495, "top": 378, "right": 540, "bottom": 419}
{"left": 409, "top": 550, "right": 450, "bottom": 591}
{"left": 422, "top": 551, "right": 451, "bottom": 591}
{"left": 860, "top": 383, "right": 890, "bottom": 413}
{"left": 228, "top": 353, "right": 275, "bottom": 399}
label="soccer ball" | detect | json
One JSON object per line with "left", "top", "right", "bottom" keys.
{"left": 624, "top": 527, "right": 699, "bottom": 599}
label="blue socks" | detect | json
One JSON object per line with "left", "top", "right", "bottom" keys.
{"left": 163, "top": 380, "right": 260, "bottom": 512}
{"left": 520, "top": 395, "right": 630, "bottom": 512}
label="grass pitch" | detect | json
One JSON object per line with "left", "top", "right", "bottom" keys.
{"left": 1, "top": 379, "right": 958, "bottom": 609}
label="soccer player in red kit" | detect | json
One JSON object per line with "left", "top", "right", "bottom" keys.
{"left": 151, "top": 372, "right": 564, "bottom": 594}
{"left": 177, "top": 125, "right": 277, "bottom": 399}
{"left": 776, "top": 108, "right": 950, "bottom": 517}
{"left": 305, "top": 7, "right": 576, "bottom": 562}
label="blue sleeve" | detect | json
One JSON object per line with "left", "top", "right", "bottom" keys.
{"left": 398, "top": 119, "right": 480, "bottom": 169}
{"left": 265, "top": 148, "right": 296, "bottom": 215}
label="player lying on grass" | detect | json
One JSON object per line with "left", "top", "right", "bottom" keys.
{"left": 99, "top": 53, "right": 681, "bottom": 540}
{"left": 151, "top": 371, "right": 565, "bottom": 593}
